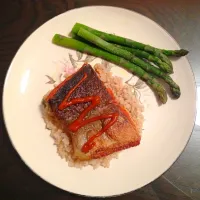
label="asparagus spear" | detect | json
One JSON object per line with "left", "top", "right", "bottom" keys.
{"left": 77, "top": 28, "right": 180, "bottom": 97}
{"left": 115, "top": 44, "right": 170, "bottom": 73}
{"left": 159, "top": 49, "right": 189, "bottom": 57}
{"left": 72, "top": 28, "right": 188, "bottom": 58}
{"left": 71, "top": 23, "right": 173, "bottom": 69}
{"left": 52, "top": 34, "right": 167, "bottom": 103}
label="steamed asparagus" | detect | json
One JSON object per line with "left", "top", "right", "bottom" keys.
{"left": 52, "top": 34, "right": 167, "bottom": 103}
{"left": 71, "top": 23, "right": 173, "bottom": 69}
{"left": 77, "top": 28, "right": 180, "bottom": 97}
{"left": 115, "top": 44, "right": 170, "bottom": 73}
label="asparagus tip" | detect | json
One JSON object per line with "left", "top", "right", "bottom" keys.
{"left": 157, "top": 90, "right": 167, "bottom": 104}
{"left": 160, "top": 94, "right": 167, "bottom": 104}
{"left": 179, "top": 49, "right": 189, "bottom": 56}
{"left": 170, "top": 87, "right": 181, "bottom": 99}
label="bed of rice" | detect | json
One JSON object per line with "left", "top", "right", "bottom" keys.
{"left": 42, "top": 63, "right": 144, "bottom": 169}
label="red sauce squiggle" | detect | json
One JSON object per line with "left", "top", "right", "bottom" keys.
{"left": 81, "top": 113, "right": 118, "bottom": 153}
{"left": 56, "top": 73, "right": 119, "bottom": 153}
{"left": 46, "top": 78, "right": 69, "bottom": 101}
{"left": 46, "top": 64, "right": 89, "bottom": 101}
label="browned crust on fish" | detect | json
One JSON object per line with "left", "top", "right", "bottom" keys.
{"left": 43, "top": 64, "right": 141, "bottom": 160}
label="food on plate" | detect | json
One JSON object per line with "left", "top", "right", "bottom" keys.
{"left": 76, "top": 28, "right": 180, "bottom": 97}
{"left": 42, "top": 63, "right": 144, "bottom": 168}
{"left": 51, "top": 23, "right": 188, "bottom": 103}
{"left": 114, "top": 44, "right": 171, "bottom": 73}
{"left": 77, "top": 28, "right": 173, "bottom": 74}
{"left": 52, "top": 34, "right": 167, "bottom": 104}
{"left": 71, "top": 23, "right": 188, "bottom": 66}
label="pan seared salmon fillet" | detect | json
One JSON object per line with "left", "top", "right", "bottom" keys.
{"left": 43, "top": 64, "right": 141, "bottom": 161}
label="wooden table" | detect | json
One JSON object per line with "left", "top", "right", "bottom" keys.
{"left": 0, "top": 1, "right": 199, "bottom": 199}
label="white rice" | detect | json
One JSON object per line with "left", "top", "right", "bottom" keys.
{"left": 42, "top": 63, "right": 144, "bottom": 169}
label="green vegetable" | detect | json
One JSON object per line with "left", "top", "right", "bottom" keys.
{"left": 71, "top": 23, "right": 173, "bottom": 70}
{"left": 52, "top": 34, "right": 167, "bottom": 104}
{"left": 114, "top": 44, "right": 171, "bottom": 73}
{"left": 159, "top": 49, "right": 189, "bottom": 57}
{"left": 76, "top": 28, "right": 180, "bottom": 98}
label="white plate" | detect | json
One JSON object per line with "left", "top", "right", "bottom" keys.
{"left": 3, "top": 6, "right": 196, "bottom": 197}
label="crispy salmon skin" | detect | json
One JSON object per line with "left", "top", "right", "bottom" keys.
{"left": 43, "top": 64, "right": 141, "bottom": 161}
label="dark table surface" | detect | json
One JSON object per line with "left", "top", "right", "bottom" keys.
{"left": 0, "top": 0, "right": 200, "bottom": 200}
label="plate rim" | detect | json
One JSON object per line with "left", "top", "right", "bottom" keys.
{"left": 2, "top": 5, "right": 197, "bottom": 198}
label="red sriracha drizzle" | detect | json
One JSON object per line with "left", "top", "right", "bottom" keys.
{"left": 47, "top": 73, "right": 118, "bottom": 153}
